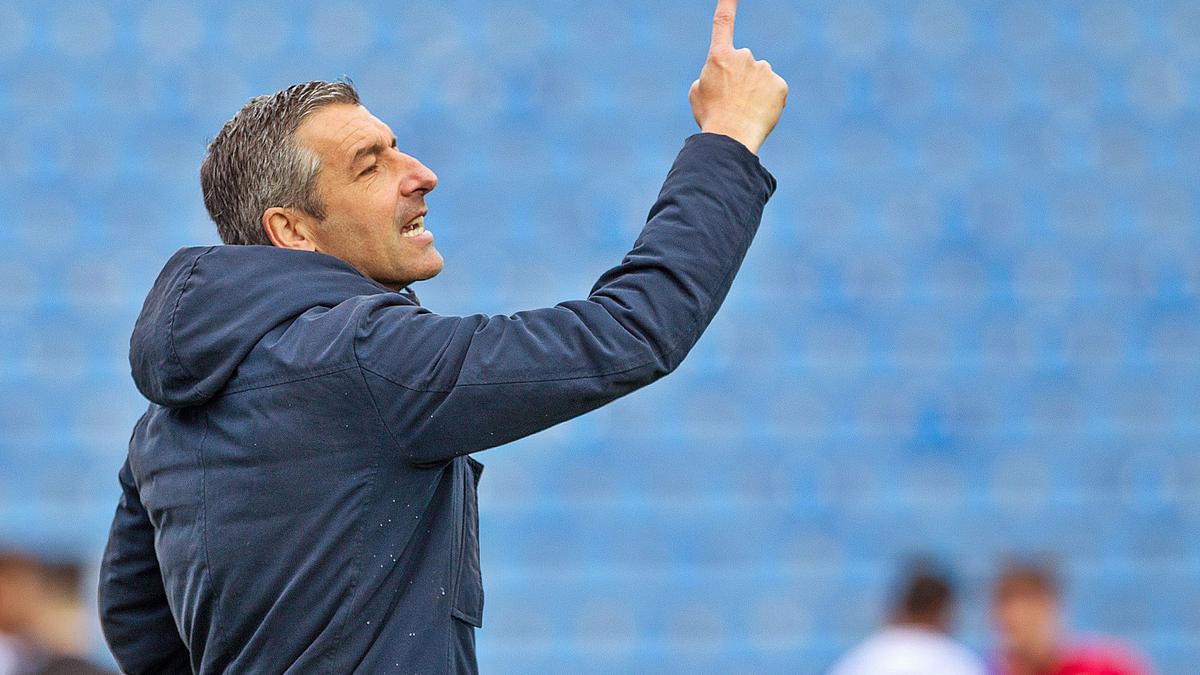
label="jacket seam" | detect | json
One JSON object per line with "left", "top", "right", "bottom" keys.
{"left": 320, "top": 434, "right": 383, "bottom": 674}
{"left": 355, "top": 319, "right": 667, "bottom": 393}
{"left": 357, "top": 330, "right": 685, "bottom": 393}
{"left": 196, "top": 410, "right": 231, "bottom": 671}
{"left": 166, "top": 247, "right": 215, "bottom": 382}
{"left": 352, "top": 368, "right": 408, "bottom": 465}
{"left": 220, "top": 363, "right": 359, "bottom": 396}
{"left": 124, "top": 413, "right": 149, "bottom": 484}
{"left": 446, "top": 459, "right": 465, "bottom": 669}
{"left": 320, "top": 341, "right": 384, "bottom": 671}
{"left": 350, "top": 302, "right": 409, "bottom": 460}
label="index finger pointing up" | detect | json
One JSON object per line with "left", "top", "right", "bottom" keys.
{"left": 710, "top": 0, "right": 738, "bottom": 52}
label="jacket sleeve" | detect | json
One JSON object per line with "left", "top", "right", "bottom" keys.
{"left": 98, "top": 457, "right": 192, "bottom": 674}
{"left": 355, "top": 133, "right": 777, "bottom": 464}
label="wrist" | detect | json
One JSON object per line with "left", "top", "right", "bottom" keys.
{"left": 699, "top": 124, "right": 762, "bottom": 155}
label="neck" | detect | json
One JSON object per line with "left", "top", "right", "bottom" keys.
{"left": 893, "top": 614, "right": 945, "bottom": 633}
{"left": 1004, "top": 646, "right": 1060, "bottom": 675}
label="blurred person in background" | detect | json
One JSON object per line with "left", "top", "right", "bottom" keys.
{"left": 0, "top": 551, "right": 112, "bottom": 675}
{"left": 828, "top": 560, "right": 986, "bottom": 675}
{"left": 991, "top": 562, "right": 1151, "bottom": 675}
{"left": 97, "top": 0, "right": 787, "bottom": 672}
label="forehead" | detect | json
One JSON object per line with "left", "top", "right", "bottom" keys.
{"left": 995, "top": 587, "right": 1056, "bottom": 608}
{"left": 295, "top": 103, "right": 393, "bottom": 165}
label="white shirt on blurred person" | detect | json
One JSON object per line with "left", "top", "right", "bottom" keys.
{"left": 830, "top": 563, "right": 986, "bottom": 675}
{"left": 829, "top": 624, "right": 986, "bottom": 675}
{"left": 0, "top": 634, "right": 20, "bottom": 675}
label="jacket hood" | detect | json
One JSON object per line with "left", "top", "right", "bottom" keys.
{"left": 130, "top": 245, "right": 409, "bottom": 408}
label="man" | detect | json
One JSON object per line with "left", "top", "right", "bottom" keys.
{"left": 828, "top": 561, "right": 986, "bottom": 675}
{"left": 97, "top": 1, "right": 787, "bottom": 672}
{"left": 990, "top": 563, "right": 1151, "bottom": 675}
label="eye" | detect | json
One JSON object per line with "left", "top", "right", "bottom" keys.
{"left": 359, "top": 164, "right": 378, "bottom": 177}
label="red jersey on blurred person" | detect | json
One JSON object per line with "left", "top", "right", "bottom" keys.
{"left": 1054, "top": 642, "right": 1150, "bottom": 675}
{"left": 990, "top": 563, "right": 1153, "bottom": 675}
{"left": 994, "top": 641, "right": 1152, "bottom": 675}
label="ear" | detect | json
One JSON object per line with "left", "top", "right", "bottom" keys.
{"left": 262, "top": 207, "right": 319, "bottom": 251}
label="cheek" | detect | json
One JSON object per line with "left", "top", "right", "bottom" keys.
{"left": 336, "top": 204, "right": 393, "bottom": 245}
{"left": 331, "top": 186, "right": 392, "bottom": 224}
{"left": 366, "top": 182, "right": 400, "bottom": 218}
{"left": 996, "top": 609, "right": 1016, "bottom": 633}
{"left": 996, "top": 605, "right": 1027, "bottom": 634}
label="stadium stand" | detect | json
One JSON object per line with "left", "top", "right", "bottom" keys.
{"left": 0, "top": 1, "right": 1196, "bottom": 671}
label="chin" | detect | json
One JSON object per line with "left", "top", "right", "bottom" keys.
{"left": 416, "top": 253, "right": 445, "bottom": 281}
{"left": 385, "top": 253, "right": 444, "bottom": 289}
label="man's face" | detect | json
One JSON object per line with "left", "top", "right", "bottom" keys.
{"left": 994, "top": 590, "right": 1061, "bottom": 666}
{"left": 295, "top": 103, "right": 442, "bottom": 289}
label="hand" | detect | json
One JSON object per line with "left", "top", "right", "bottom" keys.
{"left": 688, "top": 0, "right": 789, "bottom": 155}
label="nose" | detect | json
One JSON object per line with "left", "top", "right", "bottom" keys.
{"left": 400, "top": 155, "right": 438, "bottom": 197}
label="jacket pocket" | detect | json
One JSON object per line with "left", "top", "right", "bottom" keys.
{"left": 451, "top": 456, "right": 485, "bottom": 627}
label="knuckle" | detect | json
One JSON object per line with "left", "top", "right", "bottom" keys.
{"left": 713, "top": 11, "right": 734, "bottom": 26}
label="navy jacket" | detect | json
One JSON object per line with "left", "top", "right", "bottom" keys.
{"left": 98, "top": 133, "right": 776, "bottom": 674}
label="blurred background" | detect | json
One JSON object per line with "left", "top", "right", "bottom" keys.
{"left": 0, "top": 0, "right": 1197, "bottom": 672}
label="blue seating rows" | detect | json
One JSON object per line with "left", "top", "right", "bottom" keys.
{"left": 1, "top": 1, "right": 1197, "bottom": 671}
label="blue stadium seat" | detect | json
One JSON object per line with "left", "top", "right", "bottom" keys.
{"left": 0, "top": 1, "right": 1196, "bottom": 670}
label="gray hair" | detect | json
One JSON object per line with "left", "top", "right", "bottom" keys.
{"left": 201, "top": 80, "right": 361, "bottom": 246}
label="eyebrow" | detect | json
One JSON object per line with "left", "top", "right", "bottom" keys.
{"left": 350, "top": 137, "right": 398, "bottom": 168}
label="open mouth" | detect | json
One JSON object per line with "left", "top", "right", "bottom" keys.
{"left": 400, "top": 215, "right": 426, "bottom": 238}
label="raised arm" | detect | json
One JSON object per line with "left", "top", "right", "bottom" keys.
{"left": 355, "top": 0, "right": 787, "bottom": 464}
{"left": 98, "top": 457, "right": 192, "bottom": 674}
